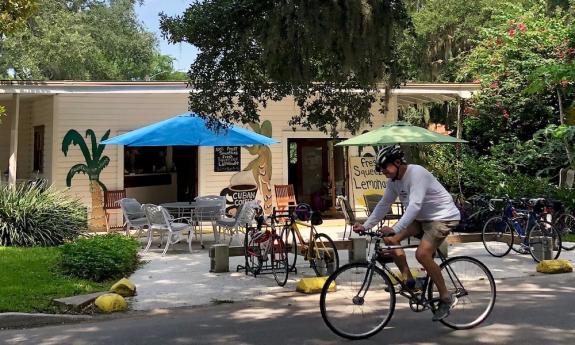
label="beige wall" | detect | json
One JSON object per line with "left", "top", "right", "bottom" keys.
{"left": 2, "top": 91, "right": 396, "bottom": 214}
{"left": 0, "top": 96, "right": 53, "bottom": 182}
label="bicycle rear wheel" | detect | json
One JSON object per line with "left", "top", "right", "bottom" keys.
{"left": 310, "top": 233, "right": 339, "bottom": 276}
{"left": 482, "top": 216, "right": 513, "bottom": 257}
{"left": 244, "top": 228, "right": 263, "bottom": 275}
{"left": 527, "top": 221, "right": 562, "bottom": 262}
{"left": 554, "top": 214, "right": 575, "bottom": 251}
{"left": 271, "top": 234, "right": 289, "bottom": 286}
{"left": 320, "top": 263, "right": 396, "bottom": 340}
{"left": 427, "top": 256, "right": 496, "bottom": 330}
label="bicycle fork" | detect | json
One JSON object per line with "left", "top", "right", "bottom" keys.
{"left": 352, "top": 264, "right": 376, "bottom": 306}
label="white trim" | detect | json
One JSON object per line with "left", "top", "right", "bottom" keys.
{"left": 8, "top": 94, "right": 20, "bottom": 186}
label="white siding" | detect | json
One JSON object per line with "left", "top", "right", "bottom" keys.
{"left": 53, "top": 93, "right": 188, "bottom": 208}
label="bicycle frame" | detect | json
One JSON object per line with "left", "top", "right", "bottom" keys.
{"left": 271, "top": 210, "right": 335, "bottom": 264}
{"left": 362, "top": 237, "right": 465, "bottom": 312}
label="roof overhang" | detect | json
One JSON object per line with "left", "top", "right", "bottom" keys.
{"left": 0, "top": 80, "right": 481, "bottom": 105}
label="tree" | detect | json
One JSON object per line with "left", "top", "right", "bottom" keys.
{"left": 400, "top": 0, "right": 534, "bottom": 82}
{"left": 62, "top": 129, "right": 110, "bottom": 232}
{"left": 160, "top": 0, "right": 411, "bottom": 135}
{"left": 0, "top": 0, "right": 176, "bottom": 80}
{"left": 457, "top": 2, "right": 571, "bottom": 153}
{"left": 0, "top": 0, "right": 38, "bottom": 35}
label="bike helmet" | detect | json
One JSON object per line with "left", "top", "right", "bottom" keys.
{"left": 294, "top": 203, "right": 312, "bottom": 222}
{"left": 375, "top": 145, "right": 405, "bottom": 173}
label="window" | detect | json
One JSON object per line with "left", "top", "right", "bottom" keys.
{"left": 33, "top": 125, "right": 44, "bottom": 173}
{"left": 123, "top": 146, "right": 171, "bottom": 188}
{"left": 124, "top": 146, "right": 168, "bottom": 175}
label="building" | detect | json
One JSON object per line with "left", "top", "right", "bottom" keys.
{"left": 0, "top": 80, "right": 479, "bottom": 228}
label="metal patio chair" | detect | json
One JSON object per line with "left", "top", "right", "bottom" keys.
{"left": 142, "top": 204, "right": 193, "bottom": 255}
{"left": 119, "top": 197, "right": 149, "bottom": 239}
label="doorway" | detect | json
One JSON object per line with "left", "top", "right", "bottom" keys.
{"left": 287, "top": 139, "right": 345, "bottom": 213}
{"left": 173, "top": 146, "right": 198, "bottom": 202}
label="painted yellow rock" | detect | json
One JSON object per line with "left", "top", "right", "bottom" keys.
{"left": 296, "top": 277, "right": 336, "bottom": 294}
{"left": 95, "top": 293, "right": 128, "bottom": 313}
{"left": 536, "top": 259, "right": 573, "bottom": 274}
{"left": 110, "top": 278, "right": 137, "bottom": 297}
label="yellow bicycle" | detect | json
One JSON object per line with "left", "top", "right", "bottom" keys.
{"left": 271, "top": 203, "right": 339, "bottom": 276}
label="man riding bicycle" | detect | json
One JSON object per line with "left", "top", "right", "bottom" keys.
{"left": 352, "top": 145, "right": 460, "bottom": 321}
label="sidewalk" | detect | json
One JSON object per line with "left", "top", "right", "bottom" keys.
{"left": 127, "top": 221, "right": 575, "bottom": 311}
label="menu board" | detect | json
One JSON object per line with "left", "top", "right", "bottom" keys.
{"left": 214, "top": 146, "right": 241, "bottom": 172}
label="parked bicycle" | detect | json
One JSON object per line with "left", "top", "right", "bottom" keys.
{"left": 542, "top": 199, "right": 575, "bottom": 251}
{"left": 243, "top": 209, "right": 289, "bottom": 286}
{"left": 273, "top": 203, "right": 339, "bottom": 277}
{"left": 482, "top": 198, "right": 562, "bottom": 262}
{"left": 320, "top": 231, "right": 496, "bottom": 340}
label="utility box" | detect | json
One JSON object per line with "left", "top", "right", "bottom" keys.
{"left": 209, "top": 244, "right": 229, "bottom": 273}
{"left": 350, "top": 237, "right": 367, "bottom": 263}
{"left": 531, "top": 237, "right": 553, "bottom": 260}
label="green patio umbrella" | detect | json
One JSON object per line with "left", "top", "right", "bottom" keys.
{"left": 336, "top": 121, "right": 467, "bottom": 146}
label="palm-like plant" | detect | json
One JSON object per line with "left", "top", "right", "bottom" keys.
{"left": 62, "top": 129, "right": 110, "bottom": 231}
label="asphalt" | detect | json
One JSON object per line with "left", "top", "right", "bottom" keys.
{"left": 2, "top": 219, "right": 574, "bottom": 329}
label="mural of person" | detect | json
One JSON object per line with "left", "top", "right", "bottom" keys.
{"left": 244, "top": 121, "right": 273, "bottom": 215}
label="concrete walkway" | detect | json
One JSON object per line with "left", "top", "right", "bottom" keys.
{"left": 128, "top": 221, "right": 575, "bottom": 311}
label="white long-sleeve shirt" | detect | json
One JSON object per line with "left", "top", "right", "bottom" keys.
{"left": 363, "top": 165, "right": 460, "bottom": 233}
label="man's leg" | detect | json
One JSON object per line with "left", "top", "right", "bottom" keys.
{"left": 415, "top": 239, "right": 450, "bottom": 301}
{"left": 388, "top": 224, "right": 421, "bottom": 282}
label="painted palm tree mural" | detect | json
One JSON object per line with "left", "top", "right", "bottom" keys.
{"left": 244, "top": 121, "right": 273, "bottom": 214}
{"left": 62, "top": 129, "right": 110, "bottom": 231}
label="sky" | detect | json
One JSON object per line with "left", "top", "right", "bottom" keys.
{"left": 135, "top": 0, "right": 199, "bottom": 72}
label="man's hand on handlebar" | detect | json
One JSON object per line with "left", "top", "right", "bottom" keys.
{"left": 379, "top": 226, "right": 399, "bottom": 245}
{"left": 352, "top": 223, "right": 365, "bottom": 234}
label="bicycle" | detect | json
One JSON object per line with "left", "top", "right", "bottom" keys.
{"left": 542, "top": 199, "right": 575, "bottom": 251}
{"left": 482, "top": 198, "right": 562, "bottom": 262}
{"left": 243, "top": 212, "right": 289, "bottom": 286}
{"left": 319, "top": 231, "right": 496, "bottom": 340}
{"left": 272, "top": 203, "right": 340, "bottom": 277}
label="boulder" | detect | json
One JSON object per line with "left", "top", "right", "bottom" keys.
{"left": 536, "top": 259, "right": 573, "bottom": 274}
{"left": 110, "top": 278, "right": 136, "bottom": 297}
{"left": 296, "top": 277, "right": 336, "bottom": 294}
{"left": 95, "top": 293, "right": 128, "bottom": 313}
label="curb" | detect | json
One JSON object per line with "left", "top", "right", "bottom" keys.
{"left": 0, "top": 313, "right": 93, "bottom": 330}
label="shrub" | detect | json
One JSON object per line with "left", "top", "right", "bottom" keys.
{"left": 59, "top": 234, "right": 140, "bottom": 282}
{"left": 0, "top": 183, "right": 87, "bottom": 246}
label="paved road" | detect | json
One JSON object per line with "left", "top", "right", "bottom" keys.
{"left": 1, "top": 273, "right": 574, "bottom": 345}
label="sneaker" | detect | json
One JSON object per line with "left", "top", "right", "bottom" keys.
{"left": 432, "top": 294, "right": 458, "bottom": 321}
{"left": 401, "top": 278, "right": 424, "bottom": 293}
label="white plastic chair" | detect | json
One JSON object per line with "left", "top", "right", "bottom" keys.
{"left": 194, "top": 195, "right": 226, "bottom": 246}
{"left": 216, "top": 200, "right": 260, "bottom": 245}
{"left": 119, "top": 198, "right": 149, "bottom": 238}
{"left": 142, "top": 204, "right": 193, "bottom": 255}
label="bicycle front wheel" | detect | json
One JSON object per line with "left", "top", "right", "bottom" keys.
{"left": 482, "top": 216, "right": 513, "bottom": 257}
{"left": 527, "top": 221, "right": 562, "bottom": 262}
{"left": 281, "top": 225, "right": 298, "bottom": 272}
{"left": 427, "top": 256, "right": 496, "bottom": 330}
{"left": 271, "top": 234, "right": 289, "bottom": 286}
{"left": 320, "top": 263, "right": 396, "bottom": 340}
{"left": 310, "top": 233, "right": 339, "bottom": 277}
{"left": 554, "top": 214, "right": 575, "bottom": 251}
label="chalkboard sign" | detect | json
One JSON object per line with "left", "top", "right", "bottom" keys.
{"left": 214, "top": 146, "right": 241, "bottom": 172}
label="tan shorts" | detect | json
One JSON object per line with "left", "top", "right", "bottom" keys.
{"left": 411, "top": 220, "right": 459, "bottom": 247}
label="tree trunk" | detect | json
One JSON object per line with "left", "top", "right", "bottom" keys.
{"left": 89, "top": 179, "right": 107, "bottom": 232}
{"left": 557, "top": 88, "right": 574, "bottom": 167}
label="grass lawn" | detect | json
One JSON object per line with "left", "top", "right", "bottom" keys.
{"left": 0, "top": 246, "right": 109, "bottom": 313}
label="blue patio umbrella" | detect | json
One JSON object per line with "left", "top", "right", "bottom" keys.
{"left": 101, "top": 112, "right": 278, "bottom": 146}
